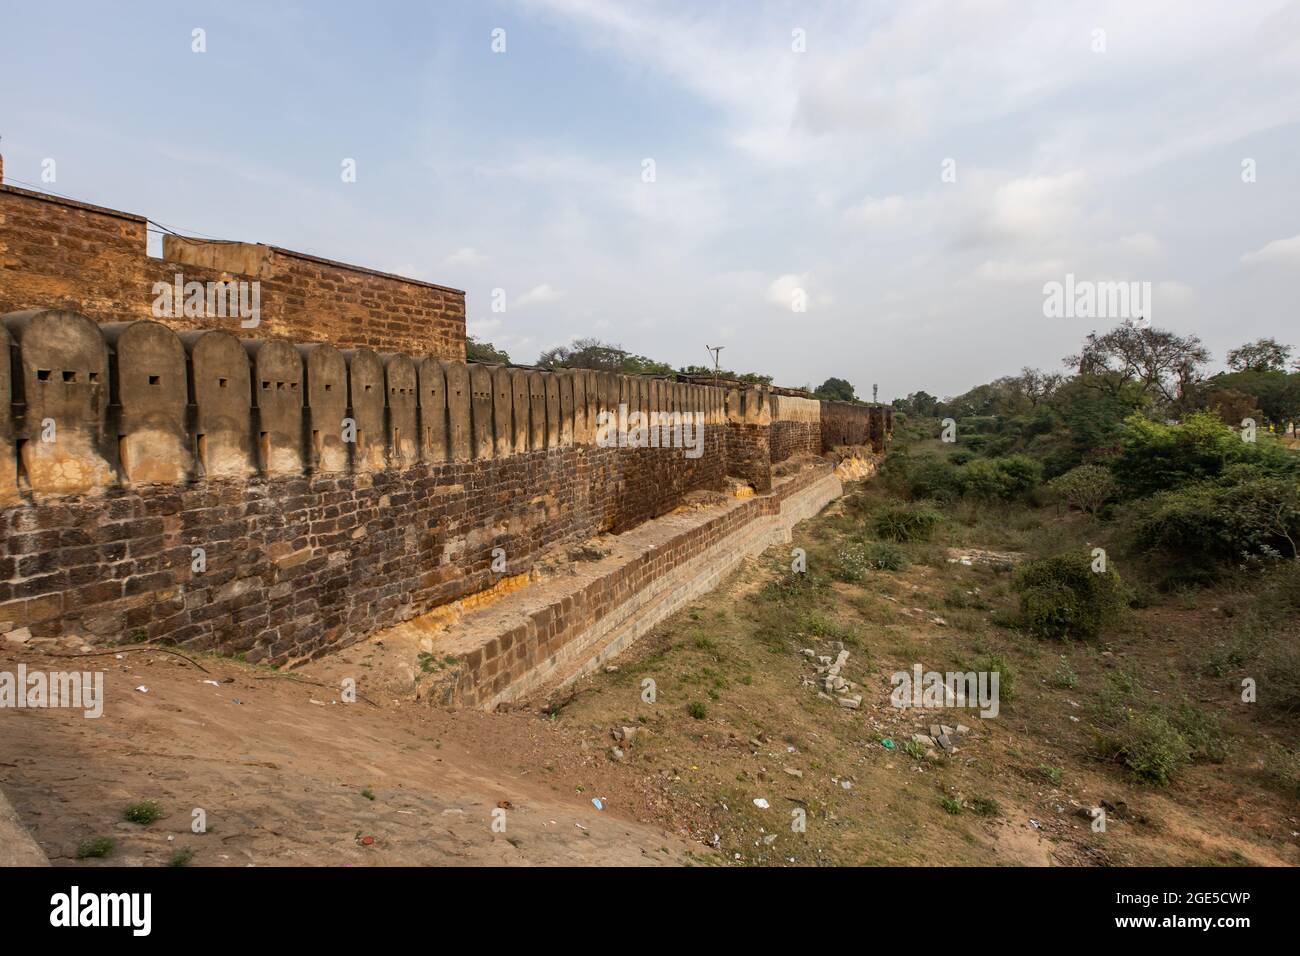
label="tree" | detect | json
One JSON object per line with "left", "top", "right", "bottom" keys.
{"left": 894, "top": 390, "right": 939, "bottom": 417}
{"left": 1226, "top": 337, "right": 1292, "bottom": 373}
{"left": 466, "top": 336, "right": 511, "bottom": 365}
{"left": 814, "top": 377, "right": 857, "bottom": 402}
{"left": 1065, "top": 320, "right": 1210, "bottom": 405}
{"left": 536, "top": 338, "right": 673, "bottom": 375}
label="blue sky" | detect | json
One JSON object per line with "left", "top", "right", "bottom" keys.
{"left": 2, "top": 0, "right": 1298, "bottom": 400}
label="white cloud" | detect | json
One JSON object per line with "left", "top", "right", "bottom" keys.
{"left": 515, "top": 283, "right": 562, "bottom": 308}
{"left": 1241, "top": 234, "right": 1300, "bottom": 267}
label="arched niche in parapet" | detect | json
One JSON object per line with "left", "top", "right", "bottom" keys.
{"left": 178, "top": 328, "right": 254, "bottom": 480}
{"left": 527, "top": 371, "right": 546, "bottom": 451}
{"left": 101, "top": 320, "right": 191, "bottom": 485}
{"left": 491, "top": 366, "right": 513, "bottom": 458}
{"left": 383, "top": 352, "right": 418, "bottom": 469}
{"left": 417, "top": 356, "right": 447, "bottom": 463}
{"left": 571, "top": 370, "right": 588, "bottom": 444}
{"left": 343, "top": 348, "right": 386, "bottom": 472}
{"left": 509, "top": 369, "right": 529, "bottom": 454}
{"left": 469, "top": 364, "right": 495, "bottom": 460}
{"left": 443, "top": 362, "right": 472, "bottom": 461}
{"left": 558, "top": 371, "right": 575, "bottom": 446}
{"left": 544, "top": 373, "right": 561, "bottom": 449}
{"left": 0, "top": 323, "right": 17, "bottom": 505}
{"left": 244, "top": 339, "right": 304, "bottom": 476}
{"left": 2, "top": 310, "right": 114, "bottom": 497}
{"left": 299, "top": 343, "right": 348, "bottom": 473}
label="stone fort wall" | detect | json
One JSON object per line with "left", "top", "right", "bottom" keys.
{"left": 0, "top": 184, "right": 465, "bottom": 360}
{"left": 0, "top": 309, "right": 894, "bottom": 665}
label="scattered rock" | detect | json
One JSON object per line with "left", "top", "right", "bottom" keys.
{"left": 837, "top": 696, "right": 862, "bottom": 709}
{"left": 783, "top": 768, "right": 803, "bottom": 779}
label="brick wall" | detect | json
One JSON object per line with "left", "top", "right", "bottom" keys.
{"left": 0, "top": 185, "right": 465, "bottom": 359}
{"left": 0, "top": 311, "right": 753, "bottom": 664}
{"left": 770, "top": 394, "right": 822, "bottom": 463}
{"left": 821, "top": 400, "right": 890, "bottom": 453}
{"left": 431, "top": 463, "right": 838, "bottom": 708}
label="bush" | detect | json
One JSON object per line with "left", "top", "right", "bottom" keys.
{"left": 123, "top": 800, "right": 163, "bottom": 825}
{"left": 1096, "top": 711, "right": 1192, "bottom": 785}
{"left": 960, "top": 455, "right": 1043, "bottom": 501}
{"left": 1014, "top": 552, "right": 1126, "bottom": 640}
{"left": 1124, "top": 476, "right": 1300, "bottom": 569}
{"left": 874, "top": 503, "right": 943, "bottom": 542}
{"left": 76, "top": 837, "right": 116, "bottom": 859}
{"left": 1110, "top": 412, "right": 1297, "bottom": 499}
{"left": 1257, "top": 638, "right": 1300, "bottom": 717}
{"left": 866, "top": 542, "right": 908, "bottom": 571}
{"left": 1047, "top": 464, "right": 1117, "bottom": 514}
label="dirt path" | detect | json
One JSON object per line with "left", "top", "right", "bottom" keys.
{"left": 0, "top": 646, "right": 703, "bottom": 867}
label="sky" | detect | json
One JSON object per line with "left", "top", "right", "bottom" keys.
{"left": 1, "top": 0, "right": 1297, "bottom": 401}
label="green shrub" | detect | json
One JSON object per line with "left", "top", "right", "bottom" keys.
{"left": 1110, "top": 412, "right": 1297, "bottom": 499}
{"left": 1046, "top": 464, "right": 1117, "bottom": 514}
{"left": 972, "top": 652, "right": 1016, "bottom": 702}
{"left": 960, "top": 455, "right": 1043, "bottom": 501}
{"left": 1095, "top": 711, "right": 1192, "bottom": 785}
{"left": 123, "top": 800, "right": 163, "bottom": 825}
{"left": 1169, "top": 703, "right": 1227, "bottom": 762}
{"left": 687, "top": 701, "right": 708, "bottom": 720}
{"left": 76, "top": 837, "right": 116, "bottom": 859}
{"left": 832, "top": 545, "right": 873, "bottom": 582}
{"left": 1257, "top": 638, "right": 1300, "bottom": 717}
{"left": 874, "top": 503, "right": 943, "bottom": 542}
{"left": 1124, "top": 476, "right": 1300, "bottom": 569}
{"left": 907, "top": 457, "right": 965, "bottom": 502}
{"left": 1014, "top": 552, "right": 1126, "bottom": 640}
{"left": 866, "top": 542, "right": 908, "bottom": 571}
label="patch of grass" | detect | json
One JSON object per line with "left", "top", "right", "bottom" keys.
{"left": 123, "top": 800, "right": 163, "bottom": 825}
{"left": 167, "top": 848, "right": 195, "bottom": 867}
{"left": 1169, "top": 702, "right": 1227, "bottom": 763}
{"left": 360, "top": 787, "right": 376, "bottom": 801}
{"left": 76, "top": 836, "right": 116, "bottom": 859}
{"left": 687, "top": 701, "right": 708, "bottom": 720}
{"left": 1036, "top": 764, "right": 1062, "bottom": 786}
{"left": 940, "top": 795, "right": 963, "bottom": 815}
{"left": 901, "top": 739, "right": 927, "bottom": 760}
{"left": 969, "top": 796, "right": 1001, "bottom": 817}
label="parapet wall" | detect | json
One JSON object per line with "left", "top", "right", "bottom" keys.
{"left": 770, "top": 394, "right": 822, "bottom": 463}
{"left": 0, "top": 310, "right": 739, "bottom": 662}
{"left": 0, "top": 306, "right": 889, "bottom": 666}
{"left": 820, "top": 400, "right": 891, "bottom": 451}
{"left": 0, "top": 184, "right": 466, "bottom": 359}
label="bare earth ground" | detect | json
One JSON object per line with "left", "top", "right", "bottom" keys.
{"left": 2, "top": 475, "right": 1298, "bottom": 867}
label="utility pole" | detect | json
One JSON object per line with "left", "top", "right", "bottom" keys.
{"left": 873, "top": 383, "right": 878, "bottom": 404}
{"left": 706, "top": 345, "right": 724, "bottom": 388}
